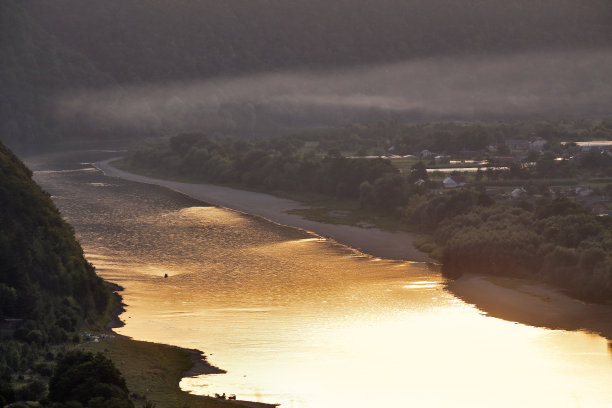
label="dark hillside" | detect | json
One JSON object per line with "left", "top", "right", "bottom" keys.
{"left": 0, "top": 141, "right": 116, "bottom": 403}
{"left": 23, "top": 0, "right": 612, "bottom": 83}
{"left": 0, "top": 141, "right": 110, "bottom": 337}
{"left": 0, "top": 0, "right": 115, "bottom": 150}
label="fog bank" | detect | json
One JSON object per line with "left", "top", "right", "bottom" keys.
{"left": 55, "top": 49, "right": 612, "bottom": 136}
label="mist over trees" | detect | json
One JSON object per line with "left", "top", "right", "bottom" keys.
{"left": 2, "top": 0, "right": 611, "bottom": 151}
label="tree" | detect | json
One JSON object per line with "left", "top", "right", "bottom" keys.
{"left": 409, "top": 161, "right": 428, "bottom": 182}
{"left": 49, "top": 351, "right": 133, "bottom": 407}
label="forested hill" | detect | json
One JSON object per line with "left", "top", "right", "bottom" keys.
{"left": 20, "top": 0, "right": 612, "bottom": 84}
{"left": 2, "top": 0, "right": 611, "bottom": 150}
{"left": 1, "top": 0, "right": 115, "bottom": 149}
{"left": 0, "top": 141, "right": 110, "bottom": 337}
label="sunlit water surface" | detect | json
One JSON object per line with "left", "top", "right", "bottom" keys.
{"left": 31, "top": 151, "right": 612, "bottom": 408}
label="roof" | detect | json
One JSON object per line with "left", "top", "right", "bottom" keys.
{"left": 443, "top": 176, "right": 467, "bottom": 187}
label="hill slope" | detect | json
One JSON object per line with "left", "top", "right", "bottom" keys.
{"left": 0, "top": 141, "right": 110, "bottom": 337}
{"left": 23, "top": 0, "right": 612, "bottom": 84}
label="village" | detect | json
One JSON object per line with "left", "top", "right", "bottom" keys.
{"left": 382, "top": 138, "right": 612, "bottom": 216}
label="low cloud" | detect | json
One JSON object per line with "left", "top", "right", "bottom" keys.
{"left": 55, "top": 49, "right": 612, "bottom": 136}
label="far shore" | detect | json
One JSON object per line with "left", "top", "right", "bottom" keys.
{"left": 95, "top": 159, "right": 612, "bottom": 343}
{"left": 448, "top": 274, "right": 612, "bottom": 340}
{"left": 95, "top": 158, "right": 434, "bottom": 262}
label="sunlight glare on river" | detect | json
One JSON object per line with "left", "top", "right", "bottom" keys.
{"left": 31, "top": 152, "right": 612, "bottom": 408}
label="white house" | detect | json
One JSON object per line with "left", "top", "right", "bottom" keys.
{"left": 510, "top": 188, "right": 528, "bottom": 199}
{"left": 420, "top": 149, "right": 434, "bottom": 159}
{"left": 442, "top": 176, "right": 467, "bottom": 188}
{"left": 576, "top": 186, "right": 594, "bottom": 196}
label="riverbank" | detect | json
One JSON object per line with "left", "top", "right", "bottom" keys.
{"left": 96, "top": 158, "right": 612, "bottom": 343}
{"left": 86, "top": 285, "right": 278, "bottom": 408}
{"left": 82, "top": 335, "right": 277, "bottom": 408}
{"left": 448, "top": 274, "right": 612, "bottom": 340}
{"left": 96, "top": 158, "right": 434, "bottom": 262}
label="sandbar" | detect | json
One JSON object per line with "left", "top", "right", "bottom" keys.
{"left": 95, "top": 159, "right": 434, "bottom": 262}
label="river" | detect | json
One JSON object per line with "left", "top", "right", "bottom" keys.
{"left": 29, "top": 150, "right": 612, "bottom": 408}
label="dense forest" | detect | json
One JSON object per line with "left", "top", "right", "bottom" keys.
{"left": 412, "top": 192, "right": 612, "bottom": 302}
{"left": 0, "top": 141, "right": 134, "bottom": 407}
{"left": 270, "top": 119, "right": 612, "bottom": 157}
{"left": 121, "top": 127, "right": 612, "bottom": 303}
{"left": 2, "top": 0, "right": 611, "bottom": 151}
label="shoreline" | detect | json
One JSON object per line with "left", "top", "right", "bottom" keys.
{"left": 95, "top": 159, "right": 434, "bottom": 263}
{"left": 447, "top": 274, "right": 612, "bottom": 340}
{"left": 104, "top": 284, "right": 278, "bottom": 408}
{"left": 96, "top": 158, "right": 612, "bottom": 343}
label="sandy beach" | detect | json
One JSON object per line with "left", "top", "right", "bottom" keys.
{"left": 448, "top": 274, "right": 612, "bottom": 340}
{"left": 96, "top": 159, "right": 612, "bottom": 343}
{"left": 95, "top": 159, "right": 433, "bottom": 262}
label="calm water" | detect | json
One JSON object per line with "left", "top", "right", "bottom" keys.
{"left": 30, "top": 151, "right": 612, "bottom": 408}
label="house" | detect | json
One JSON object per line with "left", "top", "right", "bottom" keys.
{"left": 575, "top": 186, "right": 594, "bottom": 196}
{"left": 420, "top": 149, "right": 434, "bottom": 159}
{"left": 442, "top": 176, "right": 467, "bottom": 188}
{"left": 529, "top": 137, "right": 547, "bottom": 151}
{"left": 510, "top": 188, "right": 528, "bottom": 199}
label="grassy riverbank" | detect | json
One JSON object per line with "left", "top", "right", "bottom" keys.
{"left": 80, "top": 337, "right": 244, "bottom": 408}
{"left": 79, "top": 291, "right": 277, "bottom": 408}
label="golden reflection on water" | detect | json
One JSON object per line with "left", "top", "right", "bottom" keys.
{"left": 86, "top": 208, "right": 612, "bottom": 408}
{"left": 35, "top": 163, "right": 612, "bottom": 408}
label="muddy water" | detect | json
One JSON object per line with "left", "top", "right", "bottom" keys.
{"left": 30, "top": 151, "right": 612, "bottom": 408}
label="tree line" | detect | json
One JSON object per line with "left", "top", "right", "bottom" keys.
{"left": 410, "top": 191, "right": 612, "bottom": 302}
{"left": 124, "top": 132, "right": 612, "bottom": 304}
{"left": 125, "top": 132, "right": 401, "bottom": 199}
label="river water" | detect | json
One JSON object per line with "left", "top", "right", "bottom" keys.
{"left": 29, "top": 150, "right": 612, "bottom": 408}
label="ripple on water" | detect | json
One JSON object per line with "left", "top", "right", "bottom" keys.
{"left": 31, "top": 151, "right": 612, "bottom": 408}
